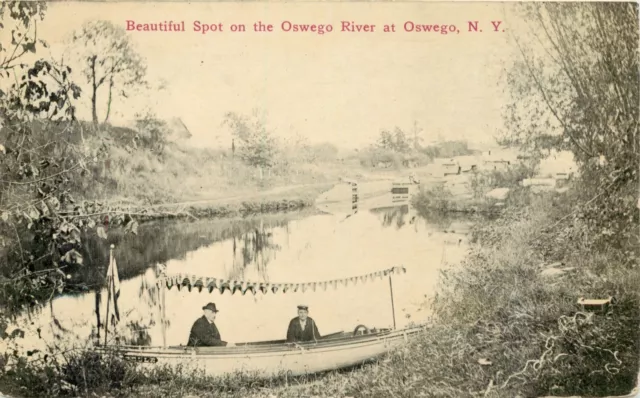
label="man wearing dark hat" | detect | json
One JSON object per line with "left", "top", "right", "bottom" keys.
{"left": 286, "top": 305, "right": 321, "bottom": 343}
{"left": 187, "top": 303, "right": 228, "bottom": 347}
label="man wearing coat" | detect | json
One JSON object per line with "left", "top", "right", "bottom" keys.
{"left": 187, "top": 302, "right": 228, "bottom": 347}
{"left": 286, "top": 305, "right": 321, "bottom": 343}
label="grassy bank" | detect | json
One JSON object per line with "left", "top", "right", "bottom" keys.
{"left": 12, "top": 121, "right": 369, "bottom": 215}
{"left": 90, "top": 135, "right": 348, "bottom": 206}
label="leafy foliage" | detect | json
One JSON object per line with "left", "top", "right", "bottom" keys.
{"left": 377, "top": 127, "right": 411, "bottom": 153}
{"left": 132, "top": 111, "right": 170, "bottom": 154}
{"left": 0, "top": 3, "right": 140, "bottom": 319}
{"left": 505, "top": 3, "right": 638, "bottom": 172}
{"left": 223, "top": 110, "right": 278, "bottom": 173}
{"left": 419, "top": 140, "right": 473, "bottom": 160}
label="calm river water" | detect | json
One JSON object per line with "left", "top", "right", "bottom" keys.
{"left": 7, "top": 190, "right": 472, "bottom": 353}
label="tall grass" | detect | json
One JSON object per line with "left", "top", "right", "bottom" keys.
{"left": 53, "top": 120, "right": 359, "bottom": 207}
{"left": 84, "top": 138, "right": 339, "bottom": 205}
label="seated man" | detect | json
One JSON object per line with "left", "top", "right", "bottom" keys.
{"left": 286, "top": 305, "right": 321, "bottom": 343}
{"left": 187, "top": 302, "right": 228, "bottom": 347}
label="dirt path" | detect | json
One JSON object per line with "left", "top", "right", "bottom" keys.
{"left": 141, "top": 182, "right": 335, "bottom": 209}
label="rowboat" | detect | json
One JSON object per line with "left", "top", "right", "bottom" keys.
{"left": 107, "top": 326, "right": 424, "bottom": 377}
{"left": 99, "top": 245, "right": 421, "bottom": 377}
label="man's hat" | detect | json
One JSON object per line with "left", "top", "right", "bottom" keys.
{"left": 297, "top": 305, "right": 309, "bottom": 311}
{"left": 202, "top": 302, "right": 219, "bottom": 312}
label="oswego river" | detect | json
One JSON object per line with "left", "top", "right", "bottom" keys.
{"left": 6, "top": 197, "right": 471, "bottom": 353}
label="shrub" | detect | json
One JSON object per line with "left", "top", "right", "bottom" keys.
{"left": 411, "top": 184, "right": 454, "bottom": 213}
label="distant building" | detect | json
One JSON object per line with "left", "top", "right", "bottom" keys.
{"left": 164, "top": 117, "right": 193, "bottom": 143}
{"left": 454, "top": 155, "right": 479, "bottom": 173}
{"left": 431, "top": 157, "right": 462, "bottom": 176}
{"left": 123, "top": 116, "right": 193, "bottom": 145}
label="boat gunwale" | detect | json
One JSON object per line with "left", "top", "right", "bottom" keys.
{"left": 100, "top": 327, "right": 424, "bottom": 356}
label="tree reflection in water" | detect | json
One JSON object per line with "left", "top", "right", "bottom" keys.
{"left": 76, "top": 212, "right": 310, "bottom": 290}
{"left": 229, "top": 220, "right": 282, "bottom": 282}
{"left": 370, "top": 203, "right": 465, "bottom": 232}
{"left": 121, "top": 268, "right": 161, "bottom": 346}
{"left": 371, "top": 204, "right": 415, "bottom": 230}
{"left": 89, "top": 212, "right": 304, "bottom": 345}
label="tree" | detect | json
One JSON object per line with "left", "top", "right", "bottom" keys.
{"left": 506, "top": 3, "right": 638, "bottom": 174}
{"left": 505, "top": 3, "right": 639, "bottom": 250}
{"left": 377, "top": 130, "right": 394, "bottom": 150}
{"left": 133, "top": 110, "right": 170, "bottom": 154}
{"left": 377, "top": 127, "right": 411, "bottom": 153}
{"left": 411, "top": 120, "right": 424, "bottom": 150}
{"left": 0, "top": 2, "right": 85, "bottom": 312}
{"left": 69, "top": 20, "right": 147, "bottom": 125}
{"left": 0, "top": 2, "right": 140, "bottom": 322}
{"left": 393, "top": 127, "right": 411, "bottom": 153}
{"left": 223, "top": 110, "right": 278, "bottom": 178}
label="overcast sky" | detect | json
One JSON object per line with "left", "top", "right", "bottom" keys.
{"left": 38, "top": 2, "right": 520, "bottom": 148}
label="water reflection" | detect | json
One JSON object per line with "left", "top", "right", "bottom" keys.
{"left": 369, "top": 203, "right": 471, "bottom": 235}
{"left": 71, "top": 211, "right": 312, "bottom": 292}
{"left": 370, "top": 204, "right": 414, "bottom": 229}
{"left": 230, "top": 223, "right": 281, "bottom": 281}
{"left": 77, "top": 212, "right": 307, "bottom": 342}
{"left": 6, "top": 202, "right": 474, "bottom": 353}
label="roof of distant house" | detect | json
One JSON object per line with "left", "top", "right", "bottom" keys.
{"left": 122, "top": 117, "right": 193, "bottom": 143}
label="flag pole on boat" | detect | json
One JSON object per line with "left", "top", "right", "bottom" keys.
{"left": 104, "top": 244, "right": 120, "bottom": 346}
{"left": 389, "top": 273, "right": 396, "bottom": 330}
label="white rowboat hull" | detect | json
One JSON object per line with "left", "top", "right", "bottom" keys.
{"left": 103, "top": 327, "right": 423, "bottom": 377}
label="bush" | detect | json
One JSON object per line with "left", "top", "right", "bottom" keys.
{"left": 469, "top": 162, "right": 538, "bottom": 195}
{"left": 358, "top": 148, "right": 403, "bottom": 168}
{"left": 411, "top": 184, "right": 454, "bottom": 213}
{"left": 419, "top": 140, "right": 473, "bottom": 159}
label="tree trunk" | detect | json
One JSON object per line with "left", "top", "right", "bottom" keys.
{"left": 104, "top": 76, "right": 114, "bottom": 124}
{"left": 90, "top": 56, "right": 98, "bottom": 126}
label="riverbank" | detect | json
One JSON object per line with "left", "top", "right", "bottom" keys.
{"left": 96, "top": 164, "right": 422, "bottom": 223}
{"left": 128, "top": 182, "right": 336, "bottom": 221}
{"left": 2, "top": 173, "right": 637, "bottom": 398}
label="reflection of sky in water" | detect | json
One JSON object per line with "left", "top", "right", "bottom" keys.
{"left": 7, "top": 206, "right": 470, "bottom": 352}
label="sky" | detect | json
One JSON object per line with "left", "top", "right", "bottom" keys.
{"left": 36, "top": 2, "right": 520, "bottom": 149}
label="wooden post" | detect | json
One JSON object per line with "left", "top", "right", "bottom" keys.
{"left": 388, "top": 275, "right": 396, "bottom": 330}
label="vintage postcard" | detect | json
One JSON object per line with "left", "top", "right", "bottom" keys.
{"left": 0, "top": 1, "right": 638, "bottom": 397}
